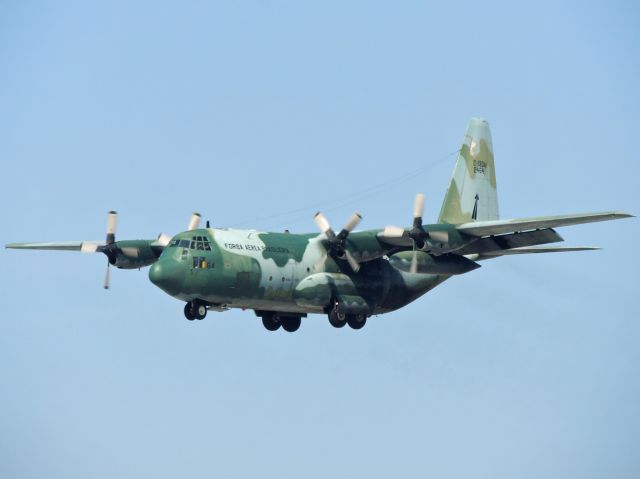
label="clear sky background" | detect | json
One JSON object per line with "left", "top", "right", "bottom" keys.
{"left": 1, "top": 1, "right": 639, "bottom": 478}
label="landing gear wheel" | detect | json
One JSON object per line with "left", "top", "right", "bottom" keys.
{"left": 184, "top": 303, "right": 196, "bottom": 321}
{"left": 262, "top": 314, "right": 280, "bottom": 331}
{"left": 328, "top": 309, "right": 347, "bottom": 328}
{"left": 193, "top": 302, "right": 207, "bottom": 320}
{"left": 281, "top": 316, "right": 301, "bottom": 333}
{"left": 347, "top": 314, "right": 366, "bottom": 330}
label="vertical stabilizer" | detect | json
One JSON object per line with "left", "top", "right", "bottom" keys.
{"left": 438, "top": 118, "right": 499, "bottom": 224}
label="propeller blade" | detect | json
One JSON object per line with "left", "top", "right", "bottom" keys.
{"left": 104, "top": 262, "right": 111, "bottom": 290}
{"left": 313, "top": 212, "right": 335, "bottom": 239}
{"left": 339, "top": 212, "right": 362, "bottom": 237}
{"left": 344, "top": 249, "right": 361, "bottom": 273}
{"left": 80, "top": 241, "right": 102, "bottom": 253}
{"left": 314, "top": 251, "right": 328, "bottom": 271}
{"left": 413, "top": 194, "right": 425, "bottom": 226}
{"left": 410, "top": 248, "right": 418, "bottom": 274}
{"left": 383, "top": 225, "right": 406, "bottom": 238}
{"left": 120, "top": 246, "right": 140, "bottom": 258}
{"left": 155, "top": 233, "right": 172, "bottom": 247}
{"left": 188, "top": 212, "right": 202, "bottom": 231}
{"left": 106, "top": 211, "right": 117, "bottom": 244}
{"left": 429, "top": 231, "right": 449, "bottom": 243}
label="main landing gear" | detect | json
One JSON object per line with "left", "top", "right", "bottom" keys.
{"left": 328, "top": 305, "right": 367, "bottom": 330}
{"left": 184, "top": 300, "right": 207, "bottom": 321}
{"left": 260, "top": 312, "right": 302, "bottom": 333}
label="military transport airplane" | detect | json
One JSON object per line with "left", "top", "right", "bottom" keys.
{"left": 6, "top": 118, "right": 632, "bottom": 332}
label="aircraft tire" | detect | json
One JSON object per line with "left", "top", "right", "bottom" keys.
{"left": 281, "top": 316, "right": 301, "bottom": 333}
{"left": 194, "top": 302, "right": 207, "bottom": 320}
{"left": 347, "top": 314, "right": 366, "bottom": 330}
{"left": 184, "top": 303, "right": 196, "bottom": 321}
{"left": 262, "top": 314, "right": 280, "bottom": 331}
{"left": 328, "top": 309, "right": 347, "bottom": 328}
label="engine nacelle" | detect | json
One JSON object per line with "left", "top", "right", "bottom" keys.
{"left": 108, "top": 240, "right": 162, "bottom": 269}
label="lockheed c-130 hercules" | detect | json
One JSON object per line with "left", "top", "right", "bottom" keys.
{"left": 6, "top": 118, "right": 633, "bottom": 332}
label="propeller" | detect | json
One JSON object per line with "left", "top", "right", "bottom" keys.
{"left": 383, "top": 194, "right": 436, "bottom": 273}
{"left": 409, "top": 194, "right": 427, "bottom": 273}
{"left": 383, "top": 194, "right": 454, "bottom": 273}
{"left": 102, "top": 211, "right": 118, "bottom": 289}
{"left": 313, "top": 211, "right": 362, "bottom": 272}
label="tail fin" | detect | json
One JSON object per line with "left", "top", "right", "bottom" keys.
{"left": 438, "top": 118, "right": 499, "bottom": 224}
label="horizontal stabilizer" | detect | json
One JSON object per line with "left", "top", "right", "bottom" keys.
{"left": 457, "top": 212, "right": 633, "bottom": 237}
{"left": 5, "top": 241, "right": 105, "bottom": 252}
{"left": 455, "top": 228, "right": 563, "bottom": 255}
{"left": 478, "top": 246, "right": 600, "bottom": 258}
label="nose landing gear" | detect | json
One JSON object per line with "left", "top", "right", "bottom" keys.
{"left": 184, "top": 300, "right": 207, "bottom": 321}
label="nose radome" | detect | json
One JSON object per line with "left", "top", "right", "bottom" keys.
{"left": 149, "top": 261, "right": 163, "bottom": 286}
{"left": 149, "top": 259, "right": 183, "bottom": 295}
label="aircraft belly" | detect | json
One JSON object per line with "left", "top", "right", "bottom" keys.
{"left": 374, "top": 262, "right": 450, "bottom": 313}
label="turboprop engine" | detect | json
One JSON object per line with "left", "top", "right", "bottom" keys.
{"left": 379, "top": 194, "right": 470, "bottom": 272}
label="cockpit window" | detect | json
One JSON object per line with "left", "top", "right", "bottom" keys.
{"left": 179, "top": 239, "right": 190, "bottom": 248}
{"left": 188, "top": 235, "right": 213, "bottom": 250}
{"left": 169, "top": 239, "right": 180, "bottom": 247}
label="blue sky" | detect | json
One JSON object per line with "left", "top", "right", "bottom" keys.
{"left": 1, "top": 1, "right": 638, "bottom": 478}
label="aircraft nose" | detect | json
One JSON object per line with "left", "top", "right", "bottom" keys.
{"left": 149, "top": 259, "right": 184, "bottom": 295}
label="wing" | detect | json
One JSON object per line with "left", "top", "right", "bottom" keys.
{"left": 6, "top": 241, "right": 105, "bottom": 252}
{"left": 456, "top": 211, "right": 632, "bottom": 237}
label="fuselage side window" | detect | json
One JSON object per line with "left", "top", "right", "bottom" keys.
{"left": 191, "top": 256, "right": 209, "bottom": 269}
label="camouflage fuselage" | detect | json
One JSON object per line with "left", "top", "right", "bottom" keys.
{"left": 149, "top": 228, "right": 449, "bottom": 316}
